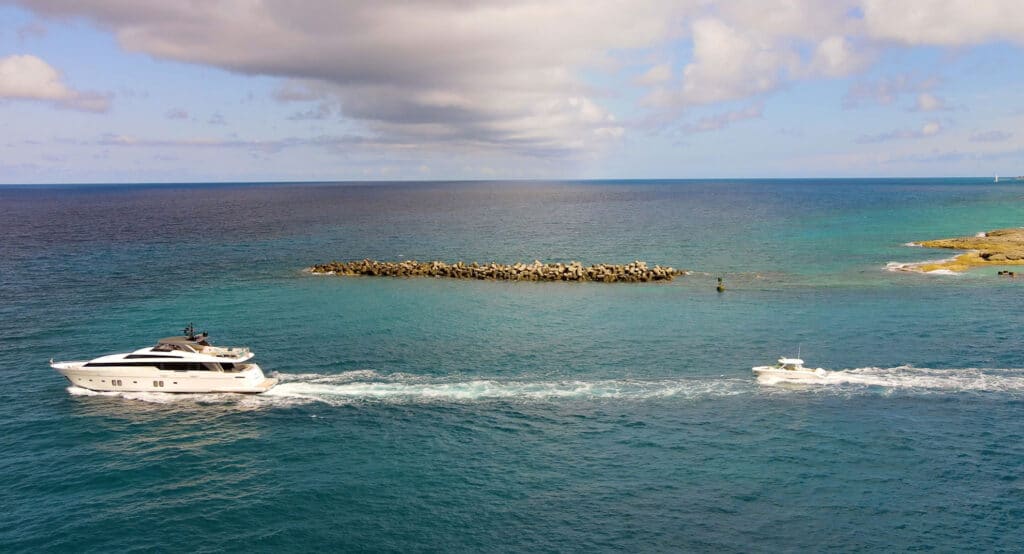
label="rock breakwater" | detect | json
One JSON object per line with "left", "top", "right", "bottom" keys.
{"left": 310, "top": 259, "right": 687, "bottom": 282}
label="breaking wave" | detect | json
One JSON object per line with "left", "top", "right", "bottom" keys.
{"left": 885, "top": 260, "right": 962, "bottom": 275}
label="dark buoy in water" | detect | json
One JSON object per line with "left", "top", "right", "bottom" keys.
{"left": 716, "top": 276, "right": 725, "bottom": 293}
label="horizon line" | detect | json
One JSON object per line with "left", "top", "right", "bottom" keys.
{"left": 0, "top": 176, "right": 1012, "bottom": 187}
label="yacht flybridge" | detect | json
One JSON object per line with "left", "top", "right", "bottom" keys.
{"left": 51, "top": 324, "right": 277, "bottom": 394}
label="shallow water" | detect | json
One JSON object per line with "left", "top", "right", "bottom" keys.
{"left": 2, "top": 179, "right": 1023, "bottom": 551}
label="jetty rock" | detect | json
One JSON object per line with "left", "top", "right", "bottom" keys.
{"left": 309, "top": 259, "right": 689, "bottom": 283}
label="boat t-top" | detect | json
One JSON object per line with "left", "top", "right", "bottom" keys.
{"left": 752, "top": 357, "right": 828, "bottom": 382}
{"left": 51, "top": 324, "right": 277, "bottom": 394}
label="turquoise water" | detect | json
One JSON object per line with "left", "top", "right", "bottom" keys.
{"left": 2, "top": 179, "right": 1024, "bottom": 551}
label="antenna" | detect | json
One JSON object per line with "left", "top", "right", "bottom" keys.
{"left": 797, "top": 344, "right": 801, "bottom": 359}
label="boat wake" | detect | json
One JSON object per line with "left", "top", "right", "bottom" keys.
{"left": 65, "top": 370, "right": 751, "bottom": 407}
{"left": 261, "top": 372, "right": 750, "bottom": 406}
{"left": 64, "top": 367, "right": 1024, "bottom": 407}
{"left": 65, "top": 385, "right": 257, "bottom": 405}
{"left": 757, "top": 365, "right": 1024, "bottom": 393}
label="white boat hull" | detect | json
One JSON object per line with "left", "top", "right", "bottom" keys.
{"left": 51, "top": 361, "right": 277, "bottom": 394}
{"left": 752, "top": 366, "right": 828, "bottom": 381}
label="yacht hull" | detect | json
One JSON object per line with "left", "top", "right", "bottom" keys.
{"left": 51, "top": 361, "right": 278, "bottom": 394}
{"left": 752, "top": 366, "right": 828, "bottom": 382}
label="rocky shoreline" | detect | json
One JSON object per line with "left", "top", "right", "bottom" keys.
{"left": 309, "top": 259, "right": 687, "bottom": 282}
{"left": 898, "top": 228, "right": 1024, "bottom": 273}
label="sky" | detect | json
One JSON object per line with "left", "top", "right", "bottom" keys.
{"left": 0, "top": 0, "right": 1022, "bottom": 183}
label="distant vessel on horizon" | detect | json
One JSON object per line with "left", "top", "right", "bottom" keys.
{"left": 51, "top": 324, "right": 277, "bottom": 394}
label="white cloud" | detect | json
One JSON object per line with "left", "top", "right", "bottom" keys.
{"left": 0, "top": 54, "right": 110, "bottom": 112}
{"left": 716, "top": 0, "right": 857, "bottom": 42}
{"left": 809, "top": 35, "right": 869, "bottom": 77}
{"left": 863, "top": 0, "right": 1024, "bottom": 46}
{"left": 652, "top": 2, "right": 866, "bottom": 108}
{"left": 0, "top": 54, "right": 67, "bottom": 99}
{"left": 678, "top": 18, "right": 796, "bottom": 105}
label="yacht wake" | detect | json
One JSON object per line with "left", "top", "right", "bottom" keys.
{"left": 63, "top": 367, "right": 1024, "bottom": 407}
{"left": 757, "top": 366, "right": 1024, "bottom": 393}
{"left": 261, "top": 371, "right": 750, "bottom": 406}
{"left": 66, "top": 385, "right": 243, "bottom": 405}
{"left": 63, "top": 371, "right": 751, "bottom": 407}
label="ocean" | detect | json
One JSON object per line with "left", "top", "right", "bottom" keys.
{"left": 1, "top": 179, "right": 1023, "bottom": 551}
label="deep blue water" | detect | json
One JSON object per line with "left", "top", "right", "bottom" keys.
{"left": 2, "top": 179, "right": 1023, "bottom": 552}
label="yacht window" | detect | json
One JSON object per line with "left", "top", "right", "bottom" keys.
{"left": 156, "top": 362, "right": 203, "bottom": 371}
{"left": 83, "top": 361, "right": 206, "bottom": 370}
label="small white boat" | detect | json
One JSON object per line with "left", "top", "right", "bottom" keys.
{"left": 752, "top": 357, "right": 828, "bottom": 382}
{"left": 51, "top": 324, "right": 277, "bottom": 394}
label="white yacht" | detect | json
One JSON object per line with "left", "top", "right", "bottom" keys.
{"left": 51, "top": 324, "right": 277, "bottom": 394}
{"left": 752, "top": 357, "right": 828, "bottom": 382}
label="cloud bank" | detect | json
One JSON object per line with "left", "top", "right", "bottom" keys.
{"left": 9, "top": 0, "right": 1024, "bottom": 162}
{"left": 18, "top": 0, "right": 690, "bottom": 156}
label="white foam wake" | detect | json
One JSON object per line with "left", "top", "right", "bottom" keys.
{"left": 758, "top": 366, "right": 1024, "bottom": 393}
{"left": 64, "top": 367, "right": 1024, "bottom": 407}
{"left": 261, "top": 372, "right": 750, "bottom": 406}
{"left": 66, "top": 385, "right": 243, "bottom": 405}
{"left": 65, "top": 370, "right": 751, "bottom": 407}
